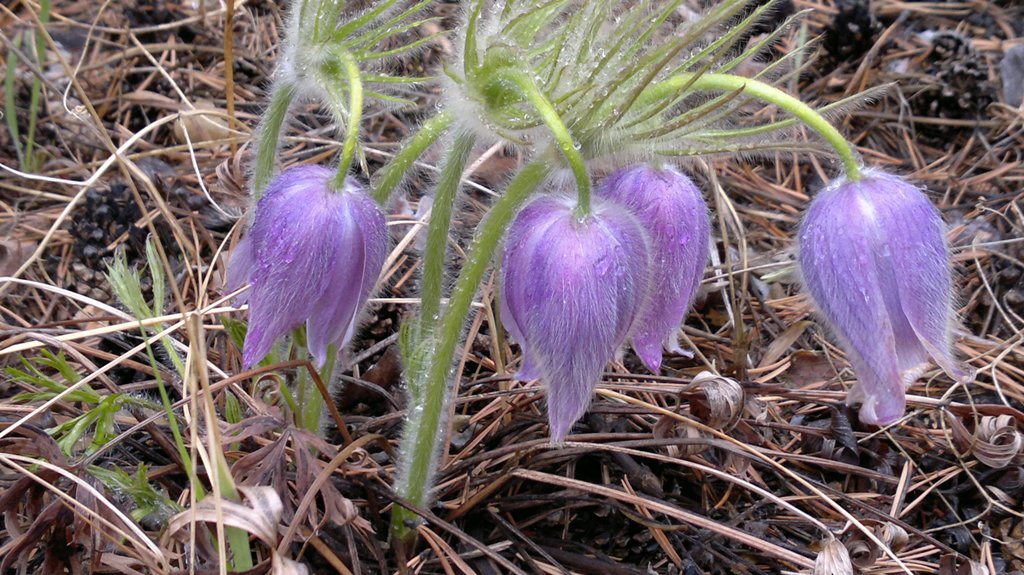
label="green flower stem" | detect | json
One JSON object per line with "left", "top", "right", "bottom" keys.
{"left": 390, "top": 160, "right": 550, "bottom": 542}
{"left": 419, "top": 132, "right": 476, "bottom": 338}
{"left": 328, "top": 50, "right": 363, "bottom": 188}
{"left": 493, "top": 69, "right": 592, "bottom": 215}
{"left": 691, "top": 92, "right": 870, "bottom": 140}
{"left": 371, "top": 110, "right": 454, "bottom": 205}
{"left": 648, "top": 72, "right": 862, "bottom": 181}
{"left": 300, "top": 345, "right": 335, "bottom": 432}
{"left": 252, "top": 82, "right": 296, "bottom": 199}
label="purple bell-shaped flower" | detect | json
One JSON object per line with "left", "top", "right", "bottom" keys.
{"left": 798, "top": 170, "right": 968, "bottom": 425}
{"left": 228, "top": 165, "right": 388, "bottom": 368}
{"left": 501, "top": 194, "right": 651, "bottom": 442}
{"left": 597, "top": 165, "right": 710, "bottom": 372}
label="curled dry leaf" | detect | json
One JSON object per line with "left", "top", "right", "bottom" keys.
{"left": 162, "top": 486, "right": 307, "bottom": 574}
{"left": 210, "top": 148, "right": 252, "bottom": 227}
{"left": 164, "top": 486, "right": 281, "bottom": 546}
{"left": 845, "top": 521, "right": 909, "bottom": 569}
{"left": 948, "top": 413, "right": 1024, "bottom": 468}
{"left": 216, "top": 147, "right": 249, "bottom": 200}
{"left": 686, "top": 371, "right": 745, "bottom": 430}
{"left": 814, "top": 536, "right": 853, "bottom": 575}
{"left": 976, "top": 415, "right": 1024, "bottom": 468}
{"left": 877, "top": 522, "right": 910, "bottom": 552}
{"left": 652, "top": 371, "right": 744, "bottom": 457}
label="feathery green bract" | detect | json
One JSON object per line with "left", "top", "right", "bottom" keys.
{"left": 253, "top": 0, "right": 440, "bottom": 196}
{"left": 449, "top": 0, "right": 847, "bottom": 165}
{"left": 295, "top": 0, "right": 437, "bottom": 107}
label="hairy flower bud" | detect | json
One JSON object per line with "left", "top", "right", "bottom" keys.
{"left": 228, "top": 165, "right": 387, "bottom": 368}
{"left": 798, "top": 170, "right": 968, "bottom": 425}
{"left": 597, "top": 165, "right": 710, "bottom": 372}
{"left": 501, "top": 195, "right": 651, "bottom": 442}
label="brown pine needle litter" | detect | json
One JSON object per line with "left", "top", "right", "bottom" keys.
{"left": 2, "top": 0, "right": 1023, "bottom": 574}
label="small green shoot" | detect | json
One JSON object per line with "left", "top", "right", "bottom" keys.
{"left": 90, "top": 464, "right": 183, "bottom": 527}
{"left": 8, "top": 351, "right": 156, "bottom": 456}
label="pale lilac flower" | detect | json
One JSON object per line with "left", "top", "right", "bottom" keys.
{"left": 597, "top": 165, "right": 710, "bottom": 372}
{"left": 798, "top": 170, "right": 968, "bottom": 425}
{"left": 228, "top": 165, "right": 387, "bottom": 368}
{"left": 501, "top": 194, "right": 651, "bottom": 442}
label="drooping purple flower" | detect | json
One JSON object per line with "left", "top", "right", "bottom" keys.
{"left": 798, "top": 170, "right": 969, "bottom": 425}
{"left": 501, "top": 194, "right": 651, "bottom": 442}
{"left": 597, "top": 165, "right": 710, "bottom": 372}
{"left": 228, "top": 165, "right": 387, "bottom": 368}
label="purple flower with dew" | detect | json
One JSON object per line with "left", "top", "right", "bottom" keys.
{"left": 228, "top": 165, "right": 387, "bottom": 368}
{"left": 597, "top": 165, "right": 710, "bottom": 372}
{"left": 501, "top": 194, "right": 652, "bottom": 442}
{"left": 798, "top": 170, "right": 969, "bottom": 425}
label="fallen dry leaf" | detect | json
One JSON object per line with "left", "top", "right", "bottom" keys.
{"left": 174, "top": 100, "right": 231, "bottom": 145}
{"left": 814, "top": 536, "right": 853, "bottom": 575}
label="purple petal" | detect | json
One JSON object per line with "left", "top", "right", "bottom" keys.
{"left": 306, "top": 184, "right": 388, "bottom": 365}
{"left": 502, "top": 195, "right": 651, "bottom": 442}
{"left": 304, "top": 199, "right": 363, "bottom": 366}
{"left": 865, "top": 172, "right": 967, "bottom": 383}
{"left": 243, "top": 168, "right": 334, "bottom": 366}
{"left": 499, "top": 293, "right": 541, "bottom": 380}
{"left": 800, "top": 181, "right": 905, "bottom": 424}
{"left": 597, "top": 165, "right": 710, "bottom": 372}
{"left": 349, "top": 187, "right": 389, "bottom": 331}
{"left": 799, "top": 171, "right": 965, "bottom": 425}
{"left": 500, "top": 196, "right": 564, "bottom": 382}
{"left": 226, "top": 234, "right": 255, "bottom": 305}
{"left": 237, "top": 166, "right": 388, "bottom": 368}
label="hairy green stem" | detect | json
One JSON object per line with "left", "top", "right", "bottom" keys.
{"left": 494, "top": 69, "right": 591, "bottom": 215}
{"left": 300, "top": 346, "right": 335, "bottom": 432}
{"left": 371, "top": 110, "right": 453, "bottom": 205}
{"left": 390, "top": 160, "right": 550, "bottom": 542}
{"left": 252, "top": 82, "right": 296, "bottom": 199}
{"left": 419, "top": 132, "right": 476, "bottom": 338}
{"left": 328, "top": 50, "right": 363, "bottom": 188}
{"left": 647, "top": 72, "right": 862, "bottom": 180}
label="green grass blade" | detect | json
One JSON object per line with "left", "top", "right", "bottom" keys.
{"left": 4, "top": 34, "right": 25, "bottom": 167}
{"left": 25, "top": 0, "right": 51, "bottom": 170}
